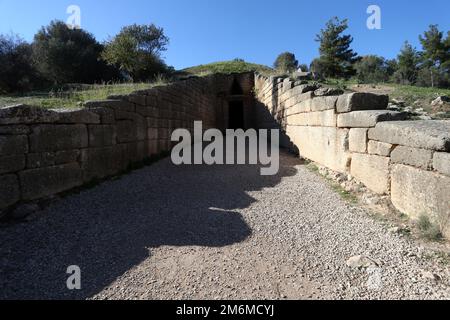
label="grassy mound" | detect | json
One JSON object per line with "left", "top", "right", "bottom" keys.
{"left": 182, "top": 60, "right": 273, "bottom": 76}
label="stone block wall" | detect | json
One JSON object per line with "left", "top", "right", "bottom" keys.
{"left": 0, "top": 73, "right": 253, "bottom": 215}
{"left": 254, "top": 73, "right": 450, "bottom": 238}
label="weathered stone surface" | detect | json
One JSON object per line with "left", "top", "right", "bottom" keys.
{"left": 88, "top": 107, "right": 116, "bottom": 124}
{"left": 337, "top": 93, "right": 389, "bottom": 113}
{"left": 19, "top": 163, "right": 83, "bottom": 201}
{"left": 0, "top": 155, "right": 25, "bottom": 174}
{"left": 84, "top": 100, "right": 135, "bottom": 113}
{"left": 391, "top": 164, "right": 450, "bottom": 238}
{"left": 116, "top": 117, "right": 147, "bottom": 143}
{"left": 126, "top": 141, "right": 147, "bottom": 164}
{"left": 148, "top": 128, "right": 159, "bottom": 140}
{"left": 391, "top": 146, "right": 433, "bottom": 170}
{"left": 289, "top": 84, "right": 318, "bottom": 96}
{"left": 349, "top": 128, "right": 368, "bottom": 153}
{"left": 351, "top": 153, "right": 390, "bottom": 194}
{"left": 88, "top": 125, "right": 117, "bottom": 147}
{"left": 115, "top": 111, "right": 146, "bottom": 141}
{"left": 287, "top": 110, "right": 336, "bottom": 127}
{"left": 81, "top": 145, "right": 127, "bottom": 182}
{"left": 286, "top": 100, "right": 312, "bottom": 116}
{"left": 0, "top": 125, "right": 30, "bottom": 135}
{"left": 368, "top": 121, "right": 450, "bottom": 151}
{"left": 0, "top": 174, "right": 20, "bottom": 209}
{"left": 285, "top": 92, "right": 314, "bottom": 108}
{"left": 286, "top": 126, "right": 350, "bottom": 173}
{"left": 310, "top": 96, "right": 338, "bottom": 112}
{"left": 53, "top": 109, "right": 100, "bottom": 124}
{"left": 314, "top": 88, "right": 344, "bottom": 97}
{"left": 0, "top": 105, "right": 60, "bottom": 124}
{"left": 147, "top": 140, "right": 159, "bottom": 156}
{"left": 0, "top": 135, "right": 28, "bottom": 154}
{"left": 433, "top": 152, "right": 450, "bottom": 176}
{"left": 136, "top": 105, "right": 159, "bottom": 117}
{"left": 29, "top": 125, "right": 88, "bottom": 152}
{"left": 337, "top": 111, "right": 406, "bottom": 128}
{"left": 127, "top": 94, "right": 147, "bottom": 106}
{"left": 368, "top": 140, "right": 394, "bottom": 157}
{"left": 27, "top": 150, "right": 80, "bottom": 169}
{"left": 431, "top": 96, "right": 450, "bottom": 106}
{"left": 147, "top": 117, "right": 158, "bottom": 128}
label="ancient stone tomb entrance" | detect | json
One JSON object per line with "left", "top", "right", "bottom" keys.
{"left": 227, "top": 79, "right": 245, "bottom": 130}
{"left": 228, "top": 100, "right": 245, "bottom": 130}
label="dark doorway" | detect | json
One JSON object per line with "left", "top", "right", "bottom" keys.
{"left": 228, "top": 101, "right": 245, "bottom": 130}
{"left": 231, "top": 79, "right": 243, "bottom": 95}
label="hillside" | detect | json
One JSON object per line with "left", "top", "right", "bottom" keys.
{"left": 182, "top": 60, "right": 274, "bottom": 76}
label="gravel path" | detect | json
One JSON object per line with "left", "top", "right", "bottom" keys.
{"left": 0, "top": 152, "right": 448, "bottom": 300}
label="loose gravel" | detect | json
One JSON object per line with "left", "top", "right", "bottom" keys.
{"left": 0, "top": 152, "right": 448, "bottom": 300}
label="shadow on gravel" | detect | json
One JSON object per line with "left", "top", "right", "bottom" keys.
{"left": 0, "top": 152, "right": 300, "bottom": 299}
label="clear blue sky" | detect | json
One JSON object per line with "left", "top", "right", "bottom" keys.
{"left": 0, "top": 0, "right": 449, "bottom": 69}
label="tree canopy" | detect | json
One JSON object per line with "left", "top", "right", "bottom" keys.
{"left": 273, "top": 52, "right": 299, "bottom": 73}
{"left": 32, "top": 20, "right": 114, "bottom": 85}
{"left": 101, "top": 24, "right": 169, "bottom": 81}
{"left": 315, "top": 17, "right": 358, "bottom": 78}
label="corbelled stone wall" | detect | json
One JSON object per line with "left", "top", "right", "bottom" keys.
{"left": 254, "top": 73, "right": 450, "bottom": 238}
{"left": 0, "top": 73, "right": 254, "bottom": 216}
{"left": 1, "top": 70, "right": 448, "bottom": 238}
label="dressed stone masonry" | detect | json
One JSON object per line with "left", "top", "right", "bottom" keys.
{"left": 1, "top": 71, "right": 449, "bottom": 239}
{"left": 0, "top": 73, "right": 255, "bottom": 214}
{"left": 254, "top": 73, "right": 450, "bottom": 238}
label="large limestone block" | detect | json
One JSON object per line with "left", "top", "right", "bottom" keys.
{"left": 19, "top": 163, "right": 83, "bottom": 200}
{"left": 84, "top": 100, "right": 135, "bottom": 113}
{"left": 53, "top": 109, "right": 100, "bottom": 124}
{"left": 0, "top": 155, "right": 26, "bottom": 174}
{"left": 87, "top": 107, "right": 116, "bottom": 124}
{"left": 29, "top": 125, "right": 88, "bottom": 153}
{"left": 27, "top": 150, "right": 80, "bottom": 169}
{"left": 337, "top": 111, "right": 406, "bottom": 128}
{"left": 289, "top": 84, "right": 318, "bottom": 96}
{"left": 88, "top": 125, "right": 117, "bottom": 147}
{"left": 285, "top": 92, "right": 314, "bottom": 109}
{"left": 0, "top": 174, "right": 20, "bottom": 209}
{"left": 0, "top": 125, "right": 30, "bottom": 135}
{"left": 285, "top": 100, "right": 312, "bottom": 116}
{"left": 391, "top": 164, "right": 450, "bottom": 238}
{"left": 368, "top": 140, "right": 394, "bottom": 156}
{"left": 369, "top": 121, "right": 450, "bottom": 151}
{"left": 391, "top": 146, "right": 433, "bottom": 170}
{"left": 433, "top": 152, "right": 450, "bottom": 176}
{"left": 286, "top": 126, "right": 350, "bottom": 172}
{"left": 126, "top": 141, "right": 148, "bottom": 164}
{"left": 115, "top": 111, "right": 146, "bottom": 142}
{"left": 349, "top": 128, "right": 368, "bottom": 153}
{"left": 310, "top": 96, "right": 338, "bottom": 112}
{"left": 351, "top": 153, "right": 390, "bottom": 194}
{"left": 337, "top": 93, "right": 389, "bottom": 113}
{"left": 287, "top": 110, "right": 336, "bottom": 127}
{"left": 81, "top": 145, "right": 127, "bottom": 182}
{"left": 0, "top": 105, "right": 59, "bottom": 125}
{"left": 0, "top": 135, "right": 28, "bottom": 154}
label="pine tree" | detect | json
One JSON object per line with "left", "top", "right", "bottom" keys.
{"left": 419, "top": 25, "right": 446, "bottom": 87}
{"left": 394, "top": 41, "right": 419, "bottom": 85}
{"left": 315, "top": 17, "right": 358, "bottom": 78}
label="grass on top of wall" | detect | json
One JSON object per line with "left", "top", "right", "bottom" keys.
{"left": 0, "top": 77, "right": 169, "bottom": 109}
